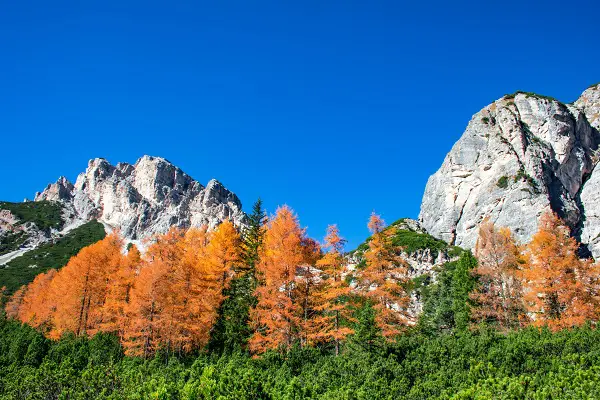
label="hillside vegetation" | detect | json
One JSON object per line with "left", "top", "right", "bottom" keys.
{"left": 3, "top": 204, "right": 600, "bottom": 398}
{"left": 351, "top": 218, "right": 462, "bottom": 262}
{"left": 0, "top": 201, "right": 65, "bottom": 255}
{"left": 0, "top": 201, "right": 63, "bottom": 232}
{"left": 0, "top": 221, "right": 106, "bottom": 293}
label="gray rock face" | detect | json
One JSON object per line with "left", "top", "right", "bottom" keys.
{"left": 35, "top": 156, "right": 247, "bottom": 240}
{"left": 578, "top": 84, "right": 600, "bottom": 256}
{"left": 420, "top": 86, "right": 600, "bottom": 253}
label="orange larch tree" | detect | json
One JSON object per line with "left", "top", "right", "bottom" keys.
{"left": 295, "top": 236, "right": 321, "bottom": 347}
{"left": 471, "top": 218, "right": 526, "bottom": 329}
{"left": 521, "top": 211, "right": 600, "bottom": 330}
{"left": 359, "top": 213, "right": 410, "bottom": 339}
{"left": 123, "top": 229, "right": 185, "bottom": 356}
{"left": 49, "top": 233, "right": 124, "bottom": 339}
{"left": 122, "top": 226, "right": 230, "bottom": 357}
{"left": 15, "top": 269, "right": 58, "bottom": 331}
{"left": 250, "top": 205, "right": 307, "bottom": 354}
{"left": 308, "top": 225, "right": 354, "bottom": 355}
{"left": 98, "top": 244, "right": 142, "bottom": 338}
{"left": 206, "top": 220, "right": 242, "bottom": 293}
{"left": 174, "top": 227, "right": 215, "bottom": 354}
{"left": 122, "top": 254, "right": 164, "bottom": 357}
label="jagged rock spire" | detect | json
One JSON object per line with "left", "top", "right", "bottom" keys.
{"left": 35, "top": 156, "right": 246, "bottom": 240}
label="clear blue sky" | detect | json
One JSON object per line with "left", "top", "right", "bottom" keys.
{"left": 1, "top": 0, "right": 598, "bottom": 248}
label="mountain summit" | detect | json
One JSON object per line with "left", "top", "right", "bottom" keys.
{"left": 35, "top": 155, "right": 247, "bottom": 240}
{"left": 420, "top": 84, "right": 600, "bottom": 257}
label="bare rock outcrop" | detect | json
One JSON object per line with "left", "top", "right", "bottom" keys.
{"left": 420, "top": 86, "right": 600, "bottom": 253}
{"left": 35, "top": 156, "right": 247, "bottom": 240}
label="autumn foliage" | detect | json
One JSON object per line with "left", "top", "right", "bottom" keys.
{"left": 6, "top": 206, "right": 364, "bottom": 356}
{"left": 359, "top": 213, "right": 410, "bottom": 339}
{"left": 521, "top": 212, "right": 600, "bottom": 330}
{"left": 470, "top": 211, "right": 600, "bottom": 331}
{"left": 8, "top": 203, "right": 600, "bottom": 359}
{"left": 471, "top": 218, "right": 525, "bottom": 330}
{"left": 249, "top": 206, "right": 308, "bottom": 353}
{"left": 309, "top": 225, "right": 354, "bottom": 354}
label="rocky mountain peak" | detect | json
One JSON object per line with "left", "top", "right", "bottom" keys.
{"left": 35, "top": 176, "right": 74, "bottom": 202}
{"left": 419, "top": 85, "right": 600, "bottom": 256}
{"left": 35, "top": 156, "right": 246, "bottom": 240}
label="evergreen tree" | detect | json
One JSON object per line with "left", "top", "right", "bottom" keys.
{"left": 209, "top": 199, "right": 266, "bottom": 354}
{"left": 242, "top": 198, "right": 267, "bottom": 273}
{"left": 348, "top": 302, "right": 382, "bottom": 354}
{"left": 452, "top": 252, "right": 477, "bottom": 331}
{"left": 418, "top": 251, "right": 477, "bottom": 333}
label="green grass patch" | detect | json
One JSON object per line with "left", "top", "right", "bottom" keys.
{"left": 0, "top": 221, "right": 105, "bottom": 293}
{"left": 350, "top": 219, "right": 463, "bottom": 260}
{"left": 391, "top": 230, "right": 448, "bottom": 257}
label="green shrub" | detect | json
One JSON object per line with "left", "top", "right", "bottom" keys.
{"left": 496, "top": 176, "right": 509, "bottom": 189}
{"left": 3, "top": 313, "right": 600, "bottom": 398}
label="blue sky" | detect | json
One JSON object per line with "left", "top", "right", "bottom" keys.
{"left": 1, "top": 0, "right": 598, "bottom": 248}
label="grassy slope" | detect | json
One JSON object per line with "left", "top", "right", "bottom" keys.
{"left": 0, "top": 201, "right": 63, "bottom": 232}
{"left": 0, "top": 221, "right": 106, "bottom": 293}
{"left": 0, "top": 201, "right": 65, "bottom": 255}
{"left": 350, "top": 218, "right": 462, "bottom": 259}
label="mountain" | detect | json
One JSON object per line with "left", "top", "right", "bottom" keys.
{"left": 420, "top": 83, "right": 600, "bottom": 257}
{"left": 34, "top": 155, "right": 247, "bottom": 241}
{"left": 0, "top": 156, "right": 246, "bottom": 292}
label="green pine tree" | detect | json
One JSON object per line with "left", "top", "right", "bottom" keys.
{"left": 417, "top": 251, "right": 477, "bottom": 333}
{"left": 348, "top": 302, "right": 383, "bottom": 354}
{"left": 242, "top": 198, "right": 267, "bottom": 273}
{"left": 451, "top": 252, "right": 477, "bottom": 331}
{"left": 209, "top": 199, "right": 266, "bottom": 354}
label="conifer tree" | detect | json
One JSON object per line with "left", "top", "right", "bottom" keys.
{"left": 359, "top": 213, "right": 410, "bottom": 339}
{"left": 347, "top": 301, "right": 382, "bottom": 354}
{"left": 451, "top": 252, "right": 477, "bottom": 331}
{"left": 522, "top": 212, "right": 600, "bottom": 329}
{"left": 210, "top": 200, "right": 265, "bottom": 353}
{"left": 296, "top": 237, "right": 321, "bottom": 347}
{"left": 5, "top": 286, "right": 26, "bottom": 320}
{"left": 250, "top": 205, "right": 306, "bottom": 353}
{"left": 123, "top": 227, "right": 225, "bottom": 356}
{"left": 307, "top": 225, "right": 354, "bottom": 354}
{"left": 242, "top": 198, "right": 267, "bottom": 273}
{"left": 471, "top": 219, "right": 525, "bottom": 329}
{"left": 50, "top": 233, "right": 123, "bottom": 339}
{"left": 98, "top": 244, "right": 141, "bottom": 339}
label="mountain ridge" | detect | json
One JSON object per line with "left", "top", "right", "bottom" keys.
{"left": 34, "top": 155, "right": 247, "bottom": 241}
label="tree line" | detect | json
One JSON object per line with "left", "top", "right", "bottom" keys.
{"left": 3, "top": 200, "right": 413, "bottom": 357}
{"left": 4, "top": 201, "right": 600, "bottom": 358}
